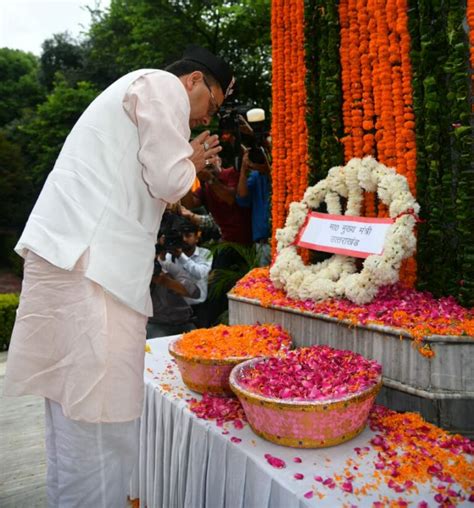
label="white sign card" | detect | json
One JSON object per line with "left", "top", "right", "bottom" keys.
{"left": 296, "top": 212, "right": 394, "bottom": 259}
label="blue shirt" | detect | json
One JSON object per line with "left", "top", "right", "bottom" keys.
{"left": 236, "top": 171, "right": 270, "bottom": 242}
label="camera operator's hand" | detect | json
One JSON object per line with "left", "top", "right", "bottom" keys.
{"left": 241, "top": 147, "right": 270, "bottom": 175}
{"left": 240, "top": 149, "right": 251, "bottom": 176}
{"left": 169, "top": 247, "right": 182, "bottom": 261}
{"left": 179, "top": 205, "right": 194, "bottom": 220}
{"left": 190, "top": 131, "right": 222, "bottom": 173}
{"left": 238, "top": 115, "right": 255, "bottom": 136}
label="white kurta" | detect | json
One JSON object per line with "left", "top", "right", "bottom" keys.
{"left": 4, "top": 71, "right": 196, "bottom": 423}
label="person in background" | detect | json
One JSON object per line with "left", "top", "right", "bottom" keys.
{"left": 181, "top": 156, "right": 252, "bottom": 248}
{"left": 159, "top": 220, "right": 213, "bottom": 327}
{"left": 236, "top": 149, "right": 271, "bottom": 266}
{"left": 4, "top": 45, "right": 235, "bottom": 507}
{"left": 147, "top": 243, "right": 200, "bottom": 338}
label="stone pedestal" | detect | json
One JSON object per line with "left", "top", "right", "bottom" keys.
{"left": 228, "top": 295, "right": 474, "bottom": 437}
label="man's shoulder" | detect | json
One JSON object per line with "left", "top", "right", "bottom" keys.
{"left": 125, "top": 70, "right": 187, "bottom": 102}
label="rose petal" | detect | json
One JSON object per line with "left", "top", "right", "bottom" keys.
{"left": 265, "top": 454, "right": 286, "bottom": 469}
{"left": 341, "top": 481, "right": 353, "bottom": 493}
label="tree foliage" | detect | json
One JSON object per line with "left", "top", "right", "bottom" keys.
{"left": 84, "top": 0, "right": 271, "bottom": 110}
{"left": 0, "top": 0, "right": 271, "bottom": 254}
{"left": 40, "top": 32, "right": 86, "bottom": 90}
{"left": 19, "top": 76, "right": 99, "bottom": 188}
{"left": 0, "top": 132, "right": 34, "bottom": 229}
{"left": 0, "top": 48, "right": 45, "bottom": 127}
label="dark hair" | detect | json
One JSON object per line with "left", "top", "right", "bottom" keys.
{"left": 165, "top": 59, "right": 219, "bottom": 88}
{"left": 181, "top": 221, "right": 199, "bottom": 234}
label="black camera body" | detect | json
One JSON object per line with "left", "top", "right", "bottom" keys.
{"left": 156, "top": 212, "right": 191, "bottom": 259}
{"left": 156, "top": 230, "right": 186, "bottom": 255}
{"left": 218, "top": 101, "right": 269, "bottom": 168}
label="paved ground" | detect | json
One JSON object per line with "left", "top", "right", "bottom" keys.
{"left": 0, "top": 351, "right": 47, "bottom": 507}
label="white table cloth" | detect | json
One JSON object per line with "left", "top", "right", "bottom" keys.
{"left": 130, "top": 336, "right": 472, "bottom": 508}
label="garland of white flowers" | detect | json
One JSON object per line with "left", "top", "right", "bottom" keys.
{"left": 270, "top": 157, "right": 420, "bottom": 304}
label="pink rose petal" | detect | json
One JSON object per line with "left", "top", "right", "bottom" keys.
{"left": 233, "top": 419, "right": 244, "bottom": 430}
{"left": 294, "top": 473, "right": 304, "bottom": 480}
{"left": 341, "top": 481, "right": 353, "bottom": 493}
{"left": 264, "top": 454, "right": 286, "bottom": 469}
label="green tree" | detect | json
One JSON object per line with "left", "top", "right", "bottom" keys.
{"left": 0, "top": 48, "right": 45, "bottom": 127}
{"left": 0, "top": 132, "right": 34, "bottom": 229}
{"left": 39, "top": 32, "right": 86, "bottom": 90}
{"left": 19, "top": 75, "right": 99, "bottom": 187}
{"left": 83, "top": 0, "right": 271, "bottom": 111}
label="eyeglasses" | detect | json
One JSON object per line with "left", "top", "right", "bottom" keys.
{"left": 202, "top": 76, "right": 220, "bottom": 117}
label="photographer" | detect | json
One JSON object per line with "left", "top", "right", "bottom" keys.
{"left": 159, "top": 217, "right": 213, "bottom": 327}
{"left": 236, "top": 146, "right": 271, "bottom": 266}
{"left": 181, "top": 154, "right": 252, "bottom": 246}
{"left": 147, "top": 244, "right": 200, "bottom": 338}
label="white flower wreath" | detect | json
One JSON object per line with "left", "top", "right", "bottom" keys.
{"left": 270, "top": 157, "right": 420, "bottom": 304}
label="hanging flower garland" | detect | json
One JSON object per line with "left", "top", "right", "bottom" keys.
{"left": 338, "top": 0, "right": 354, "bottom": 161}
{"left": 270, "top": 0, "right": 284, "bottom": 255}
{"left": 337, "top": 0, "right": 418, "bottom": 285}
{"left": 469, "top": 0, "right": 474, "bottom": 82}
{"left": 270, "top": 157, "right": 419, "bottom": 304}
{"left": 304, "top": 0, "right": 344, "bottom": 184}
{"left": 271, "top": 0, "right": 309, "bottom": 254}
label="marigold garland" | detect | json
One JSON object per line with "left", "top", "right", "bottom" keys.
{"left": 337, "top": 0, "right": 418, "bottom": 285}
{"left": 271, "top": 0, "right": 309, "bottom": 255}
{"left": 470, "top": 0, "right": 474, "bottom": 86}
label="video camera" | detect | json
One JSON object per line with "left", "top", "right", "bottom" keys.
{"left": 218, "top": 100, "right": 270, "bottom": 169}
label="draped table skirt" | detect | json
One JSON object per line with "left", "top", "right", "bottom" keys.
{"left": 130, "top": 336, "right": 473, "bottom": 508}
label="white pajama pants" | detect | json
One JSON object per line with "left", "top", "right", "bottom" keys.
{"left": 45, "top": 399, "right": 139, "bottom": 508}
